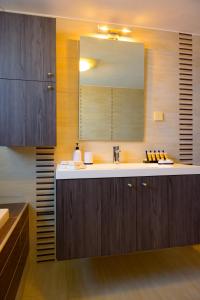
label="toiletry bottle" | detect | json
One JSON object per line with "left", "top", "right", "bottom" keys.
{"left": 160, "top": 150, "right": 165, "bottom": 160}
{"left": 152, "top": 151, "right": 156, "bottom": 162}
{"left": 163, "top": 150, "right": 168, "bottom": 160}
{"left": 145, "top": 150, "right": 149, "bottom": 162}
{"left": 156, "top": 151, "right": 161, "bottom": 161}
{"left": 154, "top": 150, "right": 159, "bottom": 162}
{"left": 73, "top": 143, "right": 82, "bottom": 161}
{"left": 148, "top": 151, "right": 153, "bottom": 162}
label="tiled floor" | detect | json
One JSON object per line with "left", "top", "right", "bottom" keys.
{"left": 19, "top": 246, "right": 200, "bottom": 300}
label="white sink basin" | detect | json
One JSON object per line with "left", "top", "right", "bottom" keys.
{"left": 0, "top": 209, "right": 9, "bottom": 230}
{"left": 56, "top": 163, "right": 200, "bottom": 179}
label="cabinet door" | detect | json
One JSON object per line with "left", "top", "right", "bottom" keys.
{"left": 168, "top": 175, "right": 200, "bottom": 247}
{"left": 0, "top": 12, "right": 55, "bottom": 82}
{"left": 56, "top": 179, "right": 101, "bottom": 260}
{"left": 0, "top": 79, "right": 56, "bottom": 146}
{"left": 101, "top": 177, "right": 137, "bottom": 256}
{"left": 137, "top": 176, "right": 169, "bottom": 251}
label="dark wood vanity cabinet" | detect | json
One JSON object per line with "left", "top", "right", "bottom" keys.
{"left": 56, "top": 179, "right": 102, "bottom": 260}
{"left": 56, "top": 175, "right": 200, "bottom": 260}
{"left": 56, "top": 178, "right": 137, "bottom": 260}
{"left": 137, "top": 176, "right": 169, "bottom": 251}
{"left": 0, "top": 12, "right": 56, "bottom": 146}
{"left": 168, "top": 175, "right": 200, "bottom": 247}
{"left": 101, "top": 177, "right": 137, "bottom": 256}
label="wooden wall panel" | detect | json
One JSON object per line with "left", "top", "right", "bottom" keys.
{"left": 193, "top": 35, "right": 200, "bottom": 165}
{"left": 178, "top": 33, "right": 193, "bottom": 164}
{"left": 36, "top": 147, "right": 56, "bottom": 262}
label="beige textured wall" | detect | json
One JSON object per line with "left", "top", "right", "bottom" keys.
{"left": 55, "top": 18, "right": 180, "bottom": 163}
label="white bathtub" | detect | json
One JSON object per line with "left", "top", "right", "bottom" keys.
{"left": 0, "top": 209, "right": 9, "bottom": 230}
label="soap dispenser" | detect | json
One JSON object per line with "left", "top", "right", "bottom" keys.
{"left": 73, "top": 143, "right": 82, "bottom": 162}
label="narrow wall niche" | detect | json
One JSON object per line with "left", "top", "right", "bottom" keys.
{"left": 35, "top": 147, "right": 56, "bottom": 262}
{"left": 179, "top": 32, "right": 193, "bottom": 164}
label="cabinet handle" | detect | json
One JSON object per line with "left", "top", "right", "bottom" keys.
{"left": 47, "top": 72, "right": 54, "bottom": 78}
{"left": 141, "top": 182, "right": 148, "bottom": 187}
{"left": 127, "top": 183, "right": 133, "bottom": 188}
{"left": 47, "top": 85, "right": 54, "bottom": 91}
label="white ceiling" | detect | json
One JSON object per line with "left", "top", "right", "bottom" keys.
{"left": 0, "top": 0, "right": 200, "bottom": 34}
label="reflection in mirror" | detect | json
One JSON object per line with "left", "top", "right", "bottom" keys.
{"left": 79, "top": 36, "right": 144, "bottom": 141}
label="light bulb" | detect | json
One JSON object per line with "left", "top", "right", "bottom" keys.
{"left": 121, "top": 28, "right": 131, "bottom": 34}
{"left": 98, "top": 25, "right": 109, "bottom": 32}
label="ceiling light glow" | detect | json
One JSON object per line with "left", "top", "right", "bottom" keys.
{"left": 98, "top": 25, "right": 109, "bottom": 32}
{"left": 97, "top": 25, "right": 132, "bottom": 40}
{"left": 121, "top": 28, "right": 131, "bottom": 34}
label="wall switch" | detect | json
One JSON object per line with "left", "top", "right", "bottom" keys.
{"left": 154, "top": 111, "right": 164, "bottom": 121}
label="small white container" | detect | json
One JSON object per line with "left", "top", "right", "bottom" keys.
{"left": 84, "top": 152, "right": 93, "bottom": 165}
{"left": 73, "top": 143, "right": 82, "bottom": 162}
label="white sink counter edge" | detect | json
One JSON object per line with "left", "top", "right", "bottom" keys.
{"left": 56, "top": 163, "right": 200, "bottom": 180}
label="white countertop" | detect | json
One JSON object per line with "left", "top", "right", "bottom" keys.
{"left": 56, "top": 163, "right": 200, "bottom": 180}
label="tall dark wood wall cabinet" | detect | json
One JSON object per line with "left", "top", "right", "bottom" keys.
{"left": 0, "top": 12, "right": 56, "bottom": 146}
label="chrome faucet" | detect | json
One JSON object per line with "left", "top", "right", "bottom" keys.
{"left": 113, "top": 146, "right": 120, "bottom": 164}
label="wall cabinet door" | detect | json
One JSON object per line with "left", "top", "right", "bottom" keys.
{"left": 56, "top": 179, "right": 102, "bottom": 260}
{"left": 0, "top": 12, "right": 55, "bottom": 82}
{"left": 101, "top": 177, "right": 137, "bottom": 256}
{"left": 137, "top": 176, "right": 169, "bottom": 251}
{"left": 0, "top": 79, "right": 56, "bottom": 146}
{"left": 168, "top": 175, "right": 200, "bottom": 247}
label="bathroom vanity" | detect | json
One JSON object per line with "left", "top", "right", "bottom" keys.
{"left": 56, "top": 164, "right": 200, "bottom": 260}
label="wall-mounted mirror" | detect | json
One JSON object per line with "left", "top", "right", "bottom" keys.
{"left": 79, "top": 36, "right": 144, "bottom": 141}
